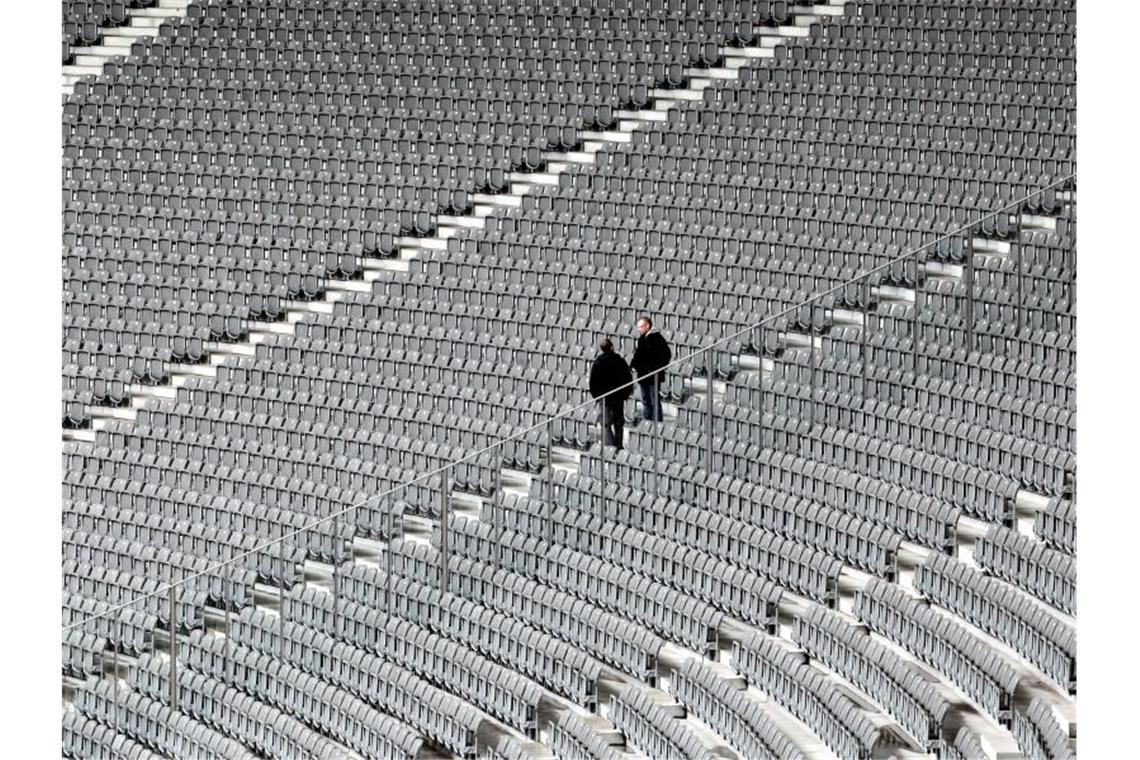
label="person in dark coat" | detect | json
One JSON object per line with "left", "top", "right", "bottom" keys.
{"left": 629, "top": 315, "right": 671, "bottom": 422}
{"left": 589, "top": 338, "right": 633, "bottom": 449}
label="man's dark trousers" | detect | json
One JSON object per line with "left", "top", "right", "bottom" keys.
{"left": 603, "top": 398, "right": 626, "bottom": 448}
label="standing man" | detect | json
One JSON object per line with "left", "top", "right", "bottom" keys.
{"left": 630, "top": 315, "right": 671, "bottom": 422}
{"left": 589, "top": 338, "right": 634, "bottom": 450}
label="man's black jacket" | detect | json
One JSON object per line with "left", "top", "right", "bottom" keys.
{"left": 589, "top": 351, "right": 634, "bottom": 401}
{"left": 630, "top": 331, "right": 672, "bottom": 387}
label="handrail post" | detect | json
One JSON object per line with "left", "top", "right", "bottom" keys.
{"left": 807, "top": 304, "right": 815, "bottom": 429}
{"left": 168, "top": 585, "right": 178, "bottom": 710}
{"left": 332, "top": 507, "right": 340, "bottom": 636}
{"left": 544, "top": 430, "right": 552, "bottom": 545}
{"left": 439, "top": 473, "right": 449, "bottom": 592}
{"left": 1014, "top": 203, "right": 1024, "bottom": 329}
{"left": 112, "top": 643, "right": 119, "bottom": 733}
{"left": 652, "top": 374, "right": 660, "bottom": 498}
{"left": 912, "top": 251, "right": 921, "bottom": 375}
{"left": 224, "top": 607, "right": 231, "bottom": 683}
{"left": 756, "top": 326, "right": 764, "bottom": 458}
{"left": 385, "top": 499, "right": 393, "bottom": 609}
{"left": 598, "top": 396, "right": 606, "bottom": 481}
{"left": 862, "top": 277, "right": 871, "bottom": 402}
{"left": 964, "top": 229, "right": 975, "bottom": 350}
{"left": 706, "top": 355, "right": 715, "bottom": 473}
{"left": 278, "top": 535, "right": 285, "bottom": 659}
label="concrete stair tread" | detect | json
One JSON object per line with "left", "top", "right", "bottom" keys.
{"left": 577, "top": 129, "right": 634, "bottom": 142}
{"left": 507, "top": 171, "right": 561, "bottom": 185}
{"left": 649, "top": 87, "right": 704, "bottom": 101}
{"left": 614, "top": 109, "right": 671, "bottom": 122}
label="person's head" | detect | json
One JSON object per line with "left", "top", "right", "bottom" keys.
{"left": 636, "top": 316, "right": 652, "bottom": 336}
{"left": 599, "top": 338, "right": 614, "bottom": 353}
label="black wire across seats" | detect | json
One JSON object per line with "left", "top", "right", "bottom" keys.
{"left": 913, "top": 553, "right": 1076, "bottom": 694}
{"left": 732, "top": 632, "right": 882, "bottom": 760}
{"left": 669, "top": 657, "right": 805, "bottom": 760}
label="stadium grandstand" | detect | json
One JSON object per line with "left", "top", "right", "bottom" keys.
{"left": 61, "top": 0, "right": 1076, "bottom": 757}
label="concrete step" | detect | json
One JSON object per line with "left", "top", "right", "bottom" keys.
{"left": 131, "top": 7, "right": 183, "bottom": 18}
{"left": 614, "top": 108, "right": 671, "bottom": 122}
{"left": 578, "top": 129, "right": 634, "bottom": 143}
{"left": 436, "top": 214, "right": 484, "bottom": 230}
{"left": 62, "top": 64, "right": 103, "bottom": 77}
{"left": 469, "top": 192, "right": 523, "bottom": 207}
{"left": 396, "top": 236, "right": 448, "bottom": 251}
{"left": 649, "top": 87, "right": 704, "bottom": 101}
{"left": 93, "top": 37, "right": 136, "bottom": 49}
{"left": 72, "top": 54, "right": 116, "bottom": 67}
{"left": 127, "top": 15, "right": 170, "bottom": 28}
{"left": 75, "top": 44, "right": 129, "bottom": 55}
{"left": 545, "top": 149, "right": 598, "bottom": 163}
{"left": 324, "top": 279, "right": 374, "bottom": 295}
{"left": 734, "top": 46, "right": 777, "bottom": 59}
{"left": 508, "top": 171, "right": 561, "bottom": 185}
{"left": 100, "top": 26, "right": 149, "bottom": 37}
{"left": 684, "top": 66, "right": 738, "bottom": 80}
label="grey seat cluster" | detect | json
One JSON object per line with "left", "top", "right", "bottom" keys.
{"left": 1011, "top": 697, "right": 1076, "bottom": 760}
{"left": 282, "top": 585, "right": 544, "bottom": 739}
{"left": 447, "top": 513, "right": 724, "bottom": 657}
{"left": 495, "top": 489, "right": 783, "bottom": 632}
{"left": 127, "top": 653, "right": 352, "bottom": 760}
{"left": 62, "top": 708, "right": 163, "bottom": 760}
{"left": 732, "top": 631, "right": 881, "bottom": 760}
{"left": 388, "top": 536, "right": 665, "bottom": 685}
{"left": 608, "top": 684, "right": 715, "bottom": 760}
{"left": 790, "top": 604, "right": 950, "bottom": 752}
{"left": 182, "top": 629, "right": 425, "bottom": 759}
{"left": 64, "top": 526, "right": 257, "bottom": 610}
{"left": 974, "top": 524, "right": 1076, "bottom": 615}
{"left": 70, "top": 675, "right": 261, "bottom": 760}
{"left": 335, "top": 561, "right": 604, "bottom": 709}
{"left": 853, "top": 578, "right": 1021, "bottom": 726}
{"left": 546, "top": 710, "right": 625, "bottom": 760}
{"left": 669, "top": 657, "right": 805, "bottom": 760}
{"left": 914, "top": 552, "right": 1076, "bottom": 693}
{"left": 227, "top": 607, "right": 487, "bottom": 758}
{"left": 62, "top": 628, "right": 107, "bottom": 679}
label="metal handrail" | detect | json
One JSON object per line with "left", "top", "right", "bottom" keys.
{"left": 62, "top": 173, "right": 1075, "bottom": 632}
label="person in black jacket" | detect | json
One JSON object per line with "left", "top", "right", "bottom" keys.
{"left": 629, "top": 315, "right": 671, "bottom": 422}
{"left": 589, "top": 338, "right": 634, "bottom": 449}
